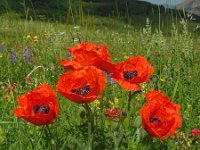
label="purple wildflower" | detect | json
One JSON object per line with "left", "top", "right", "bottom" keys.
{"left": 0, "top": 44, "right": 4, "bottom": 52}
{"left": 22, "top": 47, "right": 27, "bottom": 60}
{"left": 28, "top": 48, "right": 33, "bottom": 62}
{"left": 107, "top": 73, "right": 115, "bottom": 85}
{"left": 10, "top": 49, "right": 17, "bottom": 63}
{"left": 66, "top": 52, "right": 72, "bottom": 60}
{"left": 22, "top": 47, "right": 33, "bottom": 63}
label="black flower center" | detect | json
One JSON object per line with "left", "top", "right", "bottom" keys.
{"left": 71, "top": 85, "right": 90, "bottom": 96}
{"left": 123, "top": 70, "right": 138, "bottom": 81}
{"left": 33, "top": 105, "right": 50, "bottom": 114}
{"left": 149, "top": 117, "right": 161, "bottom": 123}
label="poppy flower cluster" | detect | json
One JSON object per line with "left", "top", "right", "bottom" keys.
{"left": 140, "top": 90, "right": 182, "bottom": 140}
{"left": 13, "top": 41, "right": 182, "bottom": 141}
{"left": 57, "top": 42, "right": 115, "bottom": 104}
{"left": 60, "top": 42, "right": 154, "bottom": 92}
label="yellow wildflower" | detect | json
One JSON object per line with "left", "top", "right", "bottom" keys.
{"left": 26, "top": 35, "right": 31, "bottom": 40}
{"left": 94, "top": 100, "right": 100, "bottom": 106}
{"left": 33, "top": 36, "right": 38, "bottom": 43}
{"left": 34, "top": 39, "right": 38, "bottom": 43}
{"left": 160, "top": 78, "right": 166, "bottom": 82}
{"left": 124, "top": 55, "right": 128, "bottom": 60}
{"left": 33, "top": 35, "right": 38, "bottom": 39}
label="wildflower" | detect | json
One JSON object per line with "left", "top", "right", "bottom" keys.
{"left": 25, "top": 77, "right": 31, "bottom": 84}
{"left": 28, "top": 48, "right": 33, "bottom": 62}
{"left": 26, "top": 35, "right": 31, "bottom": 40}
{"left": 110, "top": 56, "right": 154, "bottom": 91}
{"left": 107, "top": 73, "right": 115, "bottom": 85}
{"left": 61, "top": 42, "right": 113, "bottom": 72}
{"left": 57, "top": 66, "right": 106, "bottom": 104}
{"left": 123, "top": 55, "right": 128, "bottom": 59}
{"left": 33, "top": 36, "right": 38, "bottom": 43}
{"left": 10, "top": 49, "right": 17, "bottom": 63}
{"left": 140, "top": 90, "right": 182, "bottom": 140}
{"left": 66, "top": 52, "right": 72, "bottom": 60}
{"left": 14, "top": 83, "right": 59, "bottom": 125}
{"left": 106, "top": 108, "right": 120, "bottom": 117}
{"left": 192, "top": 128, "right": 200, "bottom": 137}
{"left": 105, "top": 108, "right": 126, "bottom": 122}
{"left": 22, "top": 47, "right": 33, "bottom": 63}
{"left": 93, "top": 100, "right": 100, "bottom": 107}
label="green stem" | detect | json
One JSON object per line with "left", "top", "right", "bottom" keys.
{"left": 45, "top": 125, "right": 57, "bottom": 150}
{"left": 84, "top": 103, "right": 94, "bottom": 150}
{"left": 127, "top": 91, "right": 141, "bottom": 111}
{"left": 127, "top": 91, "right": 132, "bottom": 111}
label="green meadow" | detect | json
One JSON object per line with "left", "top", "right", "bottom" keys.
{"left": 0, "top": 0, "right": 200, "bottom": 149}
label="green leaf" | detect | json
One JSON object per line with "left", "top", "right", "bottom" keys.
{"left": 123, "top": 118, "right": 129, "bottom": 129}
{"left": 133, "top": 116, "right": 141, "bottom": 128}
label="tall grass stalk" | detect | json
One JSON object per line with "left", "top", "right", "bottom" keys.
{"left": 20, "top": 0, "right": 29, "bottom": 20}
{"left": 78, "top": 0, "right": 84, "bottom": 25}
{"left": 66, "top": 0, "right": 75, "bottom": 25}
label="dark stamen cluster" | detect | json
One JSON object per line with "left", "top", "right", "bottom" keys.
{"left": 123, "top": 70, "right": 138, "bottom": 81}
{"left": 33, "top": 105, "right": 50, "bottom": 114}
{"left": 149, "top": 117, "right": 161, "bottom": 123}
{"left": 71, "top": 85, "right": 90, "bottom": 96}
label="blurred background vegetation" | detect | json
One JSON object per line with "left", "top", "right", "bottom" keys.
{"left": 1, "top": 0, "right": 199, "bottom": 29}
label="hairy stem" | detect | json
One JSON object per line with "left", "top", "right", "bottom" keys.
{"left": 84, "top": 103, "right": 94, "bottom": 150}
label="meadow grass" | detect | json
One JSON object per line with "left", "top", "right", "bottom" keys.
{"left": 0, "top": 10, "right": 200, "bottom": 150}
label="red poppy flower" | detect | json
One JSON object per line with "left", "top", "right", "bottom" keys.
{"left": 56, "top": 66, "right": 106, "bottom": 104}
{"left": 25, "top": 77, "right": 31, "bottom": 84}
{"left": 105, "top": 108, "right": 127, "bottom": 122}
{"left": 106, "top": 108, "right": 120, "bottom": 118}
{"left": 140, "top": 90, "right": 182, "bottom": 140}
{"left": 111, "top": 56, "right": 154, "bottom": 91}
{"left": 105, "top": 108, "right": 120, "bottom": 122}
{"left": 61, "top": 42, "right": 112, "bottom": 72}
{"left": 192, "top": 128, "right": 200, "bottom": 137}
{"left": 14, "top": 83, "right": 59, "bottom": 126}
